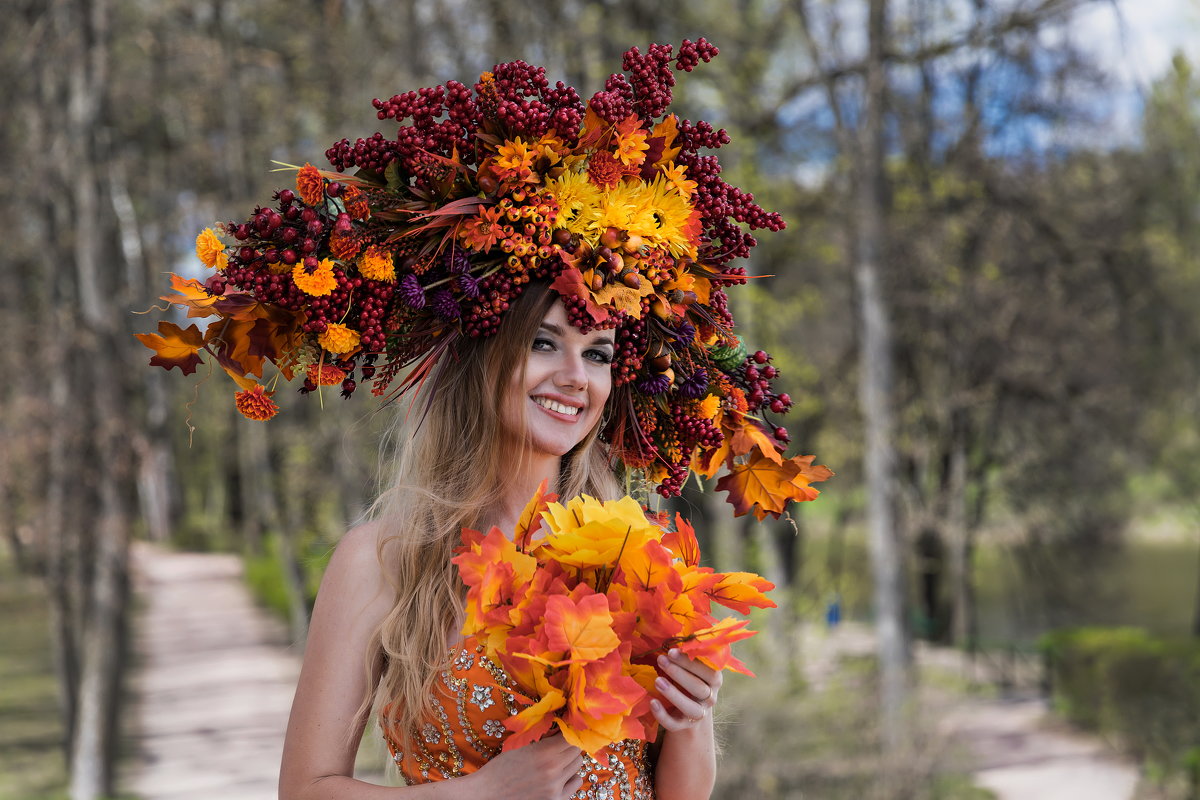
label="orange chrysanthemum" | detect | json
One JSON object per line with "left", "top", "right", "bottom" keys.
{"left": 296, "top": 163, "right": 326, "bottom": 207}
{"left": 234, "top": 385, "right": 279, "bottom": 421}
{"left": 195, "top": 228, "right": 228, "bottom": 271}
{"left": 318, "top": 323, "right": 360, "bottom": 355}
{"left": 342, "top": 184, "right": 370, "bottom": 220}
{"left": 306, "top": 362, "right": 346, "bottom": 386}
{"left": 459, "top": 206, "right": 505, "bottom": 252}
{"left": 587, "top": 150, "right": 628, "bottom": 189}
{"left": 329, "top": 231, "right": 362, "bottom": 260}
{"left": 292, "top": 258, "right": 338, "bottom": 296}
{"left": 357, "top": 246, "right": 395, "bottom": 281}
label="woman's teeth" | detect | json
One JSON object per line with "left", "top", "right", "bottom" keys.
{"left": 534, "top": 397, "right": 580, "bottom": 416}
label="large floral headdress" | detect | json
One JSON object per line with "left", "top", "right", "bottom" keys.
{"left": 139, "top": 39, "right": 831, "bottom": 518}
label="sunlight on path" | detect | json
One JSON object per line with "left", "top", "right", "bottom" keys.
{"left": 804, "top": 623, "right": 1140, "bottom": 800}
{"left": 120, "top": 542, "right": 301, "bottom": 800}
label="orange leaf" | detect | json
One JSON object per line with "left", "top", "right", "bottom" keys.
{"left": 715, "top": 448, "right": 833, "bottom": 520}
{"left": 727, "top": 416, "right": 784, "bottom": 463}
{"left": 160, "top": 274, "right": 221, "bottom": 318}
{"left": 661, "top": 513, "right": 701, "bottom": 567}
{"left": 703, "top": 572, "right": 776, "bottom": 615}
{"left": 543, "top": 592, "right": 620, "bottom": 663}
{"left": 514, "top": 478, "right": 557, "bottom": 551}
{"left": 676, "top": 617, "right": 758, "bottom": 676}
{"left": 501, "top": 688, "right": 565, "bottom": 752}
{"left": 135, "top": 321, "right": 205, "bottom": 375}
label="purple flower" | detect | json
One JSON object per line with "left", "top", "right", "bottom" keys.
{"left": 398, "top": 273, "right": 426, "bottom": 309}
{"left": 671, "top": 320, "right": 696, "bottom": 346}
{"left": 635, "top": 373, "right": 672, "bottom": 395}
{"left": 442, "top": 244, "right": 470, "bottom": 274}
{"left": 456, "top": 274, "right": 481, "bottom": 299}
{"left": 430, "top": 288, "right": 461, "bottom": 321}
{"left": 678, "top": 368, "right": 709, "bottom": 399}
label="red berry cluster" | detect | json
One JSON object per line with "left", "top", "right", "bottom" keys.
{"left": 610, "top": 315, "right": 648, "bottom": 386}
{"left": 736, "top": 350, "right": 793, "bottom": 418}
{"left": 480, "top": 60, "right": 585, "bottom": 144}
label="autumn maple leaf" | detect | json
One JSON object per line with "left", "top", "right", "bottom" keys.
{"left": 135, "top": 321, "right": 205, "bottom": 375}
{"left": 715, "top": 449, "right": 834, "bottom": 520}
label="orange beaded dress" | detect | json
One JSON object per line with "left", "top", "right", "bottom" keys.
{"left": 382, "top": 635, "right": 656, "bottom": 799}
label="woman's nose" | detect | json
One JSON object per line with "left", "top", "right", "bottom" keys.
{"left": 554, "top": 350, "right": 589, "bottom": 390}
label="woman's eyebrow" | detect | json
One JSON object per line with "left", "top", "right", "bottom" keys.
{"left": 591, "top": 335, "right": 615, "bottom": 347}
{"left": 539, "top": 323, "right": 564, "bottom": 336}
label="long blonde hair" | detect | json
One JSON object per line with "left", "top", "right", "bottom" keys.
{"left": 357, "top": 283, "right": 622, "bottom": 753}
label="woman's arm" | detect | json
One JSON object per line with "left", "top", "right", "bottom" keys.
{"left": 648, "top": 649, "right": 722, "bottom": 800}
{"left": 278, "top": 523, "right": 585, "bottom": 800}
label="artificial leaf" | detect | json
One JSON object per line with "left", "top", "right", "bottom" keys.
{"left": 550, "top": 267, "right": 609, "bottom": 326}
{"left": 514, "top": 478, "right": 557, "bottom": 551}
{"left": 726, "top": 416, "right": 784, "bottom": 463}
{"left": 661, "top": 513, "right": 701, "bottom": 567}
{"left": 160, "top": 274, "right": 221, "bottom": 318}
{"left": 135, "top": 320, "right": 205, "bottom": 375}
{"left": 715, "top": 449, "right": 833, "bottom": 520}
{"left": 543, "top": 592, "right": 620, "bottom": 662}
{"left": 501, "top": 689, "right": 565, "bottom": 751}
{"left": 703, "top": 572, "right": 777, "bottom": 615}
{"left": 593, "top": 278, "right": 654, "bottom": 319}
{"left": 677, "top": 617, "right": 757, "bottom": 676}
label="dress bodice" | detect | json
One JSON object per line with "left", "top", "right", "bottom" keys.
{"left": 382, "top": 636, "right": 656, "bottom": 799}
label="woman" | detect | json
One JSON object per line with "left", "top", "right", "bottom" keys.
{"left": 278, "top": 283, "right": 722, "bottom": 799}
{"left": 139, "top": 38, "right": 826, "bottom": 800}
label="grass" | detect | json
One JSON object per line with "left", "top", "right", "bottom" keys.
{"left": 0, "top": 553, "right": 67, "bottom": 800}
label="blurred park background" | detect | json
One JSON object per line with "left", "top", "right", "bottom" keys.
{"left": 3, "top": 0, "right": 1200, "bottom": 798}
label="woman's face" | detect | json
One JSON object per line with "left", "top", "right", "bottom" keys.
{"left": 504, "top": 300, "right": 614, "bottom": 459}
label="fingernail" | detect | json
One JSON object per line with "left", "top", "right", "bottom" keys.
{"left": 669, "top": 648, "right": 680, "bottom": 658}
{"left": 655, "top": 677, "right": 668, "bottom": 689}
{"left": 657, "top": 655, "right": 669, "bottom": 668}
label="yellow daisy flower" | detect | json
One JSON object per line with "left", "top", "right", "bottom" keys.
{"left": 543, "top": 169, "right": 602, "bottom": 236}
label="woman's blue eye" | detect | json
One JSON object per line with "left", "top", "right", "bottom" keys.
{"left": 532, "top": 337, "right": 554, "bottom": 351}
{"left": 587, "top": 349, "right": 614, "bottom": 365}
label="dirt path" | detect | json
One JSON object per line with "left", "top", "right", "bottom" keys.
{"left": 803, "top": 624, "right": 1141, "bottom": 800}
{"left": 120, "top": 542, "right": 302, "bottom": 800}
{"left": 120, "top": 545, "right": 1141, "bottom": 800}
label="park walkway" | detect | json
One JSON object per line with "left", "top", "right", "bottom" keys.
{"left": 120, "top": 543, "right": 1140, "bottom": 800}
{"left": 119, "top": 542, "right": 302, "bottom": 800}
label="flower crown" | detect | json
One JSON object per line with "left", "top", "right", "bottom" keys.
{"left": 138, "top": 39, "right": 831, "bottom": 518}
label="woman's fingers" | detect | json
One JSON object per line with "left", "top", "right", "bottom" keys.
{"left": 656, "top": 651, "right": 718, "bottom": 705}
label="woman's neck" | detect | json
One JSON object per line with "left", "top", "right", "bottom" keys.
{"left": 490, "top": 452, "right": 561, "bottom": 535}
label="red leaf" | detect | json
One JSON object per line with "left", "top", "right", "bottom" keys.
{"left": 135, "top": 321, "right": 205, "bottom": 375}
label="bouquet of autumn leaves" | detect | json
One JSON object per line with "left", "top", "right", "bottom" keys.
{"left": 451, "top": 482, "right": 774, "bottom": 756}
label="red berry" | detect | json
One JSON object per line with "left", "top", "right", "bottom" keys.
{"left": 745, "top": 365, "right": 759, "bottom": 381}
{"left": 774, "top": 426, "right": 789, "bottom": 442}
{"left": 779, "top": 393, "right": 792, "bottom": 406}
{"left": 281, "top": 249, "right": 298, "bottom": 265}
{"left": 753, "top": 350, "right": 769, "bottom": 364}
{"left": 770, "top": 399, "right": 785, "bottom": 413}
{"left": 762, "top": 365, "right": 777, "bottom": 379}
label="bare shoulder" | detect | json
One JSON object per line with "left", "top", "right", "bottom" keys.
{"left": 314, "top": 520, "right": 392, "bottom": 626}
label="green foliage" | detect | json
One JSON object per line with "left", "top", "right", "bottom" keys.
{"left": 0, "top": 556, "right": 67, "bottom": 800}
{"left": 243, "top": 532, "right": 334, "bottom": 621}
{"left": 1041, "top": 627, "right": 1200, "bottom": 783}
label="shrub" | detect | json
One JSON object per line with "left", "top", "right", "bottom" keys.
{"left": 1041, "top": 627, "right": 1200, "bottom": 786}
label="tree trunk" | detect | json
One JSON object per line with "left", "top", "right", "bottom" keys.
{"left": 858, "top": 0, "right": 910, "bottom": 756}
{"left": 948, "top": 431, "right": 977, "bottom": 659}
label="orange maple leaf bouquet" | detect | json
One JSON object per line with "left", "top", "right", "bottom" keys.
{"left": 451, "top": 483, "right": 774, "bottom": 755}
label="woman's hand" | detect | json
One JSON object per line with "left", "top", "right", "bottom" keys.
{"left": 466, "top": 733, "right": 584, "bottom": 800}
{"left": 650, "top": 648, "right": 722, "bottom": 732}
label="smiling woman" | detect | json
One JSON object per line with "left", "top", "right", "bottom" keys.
{"left": 142, "top": 38, "right": 828, "bottom": 800}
